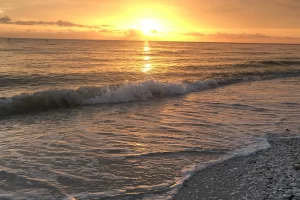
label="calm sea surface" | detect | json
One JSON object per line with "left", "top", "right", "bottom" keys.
{"left": 1, "top": 39, "right": 300, "bottom": 199}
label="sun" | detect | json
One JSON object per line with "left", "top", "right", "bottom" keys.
{"left": 138, "top": 19, "right": 162, "bottom": 36}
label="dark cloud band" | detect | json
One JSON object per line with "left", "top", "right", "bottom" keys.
{"left": 0, "top": 15, "right": 106, "bottom": 29}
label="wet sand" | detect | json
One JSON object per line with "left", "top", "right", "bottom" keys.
{"left": 173, "top": 137, "right": 300, "bottom": 200}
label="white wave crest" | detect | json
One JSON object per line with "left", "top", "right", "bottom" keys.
{"left": 0, "top": 79, "right": 229, "bottom": 116}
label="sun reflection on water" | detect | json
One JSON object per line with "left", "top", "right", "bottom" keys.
{"left": 143, "top": 41, "right": 150, "bottom": 52}
{"left": 142, "top": 63, "right": 152, "bottom": 73}
{"left": 141, "top": 41, "right": 152, "bottom": 73}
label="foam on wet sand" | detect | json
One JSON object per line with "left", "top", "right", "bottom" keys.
{"left": 173, "top": 137, "right": 300, "bottom": 200}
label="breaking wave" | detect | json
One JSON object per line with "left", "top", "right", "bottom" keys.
{"left": 1, "top": 68, "right": 300, "bottom": 116}
{"left": 0, "top": 78, "right": 232, "bottom": 116}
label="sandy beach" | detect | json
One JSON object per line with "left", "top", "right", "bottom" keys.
{"left": 173, "top": 136, "right": 300, "bottom": 200}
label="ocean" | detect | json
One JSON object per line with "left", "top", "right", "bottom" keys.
{"left": 1, "top": 39, "right": 300, "bottom": 200}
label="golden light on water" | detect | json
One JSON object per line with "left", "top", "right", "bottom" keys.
{"left": 143, "top": 43, "right": 150, "bottom": 52}
{"left": 142, "top": 63, "right": 152, "bottom": 73}
{"left": 141, "top": 41, "right": 152, "bottom": 73}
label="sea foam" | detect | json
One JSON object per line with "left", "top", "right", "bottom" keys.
{"left": 0, "top": 78, "right": 228, "bottom": 116}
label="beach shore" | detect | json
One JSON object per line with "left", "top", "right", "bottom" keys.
{"left": 173, "top": 137, "right": 300, "bottom": 200}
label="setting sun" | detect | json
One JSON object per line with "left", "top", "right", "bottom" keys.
{"left": 0, "top": 0, "right": 300, "bottom": 43}
{"left": 138, "top": 19, "right": 162, "bottom": 35}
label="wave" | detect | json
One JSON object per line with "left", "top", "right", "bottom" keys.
{"left": 0, "top": 170, "right": 64, "bottom": 199}
{"left": 121, "top": 148, "right": 230, "bottom": 160}
{"left": 238, "top": 60, "right": 300, "bottom": 68}
{"left": 0, "top": 72, "right": 139, "bottom": 88}
{"left": 163, "top": 59, "right": 300, "bottom": 71}
{"left": 1, "top": 68, "right": 300, "bottom": 116}
{"left": 1, "top": 59, "right": 300, "bottom": 88}
{"left": 0, "top": 78, "right": 232, "bottom": 116}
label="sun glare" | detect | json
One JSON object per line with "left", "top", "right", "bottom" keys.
{"left": 139, "top": 19, "right": 162, "bottom": 35}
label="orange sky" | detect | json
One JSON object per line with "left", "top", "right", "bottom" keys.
{"left": 1, "top": 0, "right": 300, "bottom": 43}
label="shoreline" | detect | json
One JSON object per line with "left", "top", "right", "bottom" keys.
{"left": 173, "top": 137, "right": 300, "bottom": 200}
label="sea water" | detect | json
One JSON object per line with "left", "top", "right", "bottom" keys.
{"left": 1, "top": 39, "right": 300, "bottom": 199}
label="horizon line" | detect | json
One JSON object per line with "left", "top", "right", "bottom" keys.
{"left": 1, "top": 37, "right": 300, "bottom": 46}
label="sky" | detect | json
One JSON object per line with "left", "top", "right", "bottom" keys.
{"left": 0, "top": 0, "right": 300, "bottom": 43}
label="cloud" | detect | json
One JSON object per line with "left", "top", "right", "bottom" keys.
{"left": 211, "top": 32, "right": 270, "bottom": 39}
{"left": 200, "top": 32, "right": 300, "bottom": 43}
{"left": 272, "top": 0, "right": 300, "bottom": 11}
{"left": 183, "top": 31, "right": 204, "bottom": 37}
{"left": 182, "top": 32, "right": 269, "bottom": 39}
{"left": 26, "top": 29, "right": 36, "bottom": 32}
{"left": 0, "top": 15, "right": 11, "bottom": 23}
{"left": 56, "top": 20, "right": 79, "bottom": 27}
{"left": 101, "top": 24, "right": 114, "bottom": 28}
{"left": 97, "top": 28, "right": 123, "bottom": 34}
{"left": 181, "top": 31, "right": 300, "bottom": 43}
{"left": 13, "top": 19, "right": 84, "bottom": 27}
{"left": 0, "top": 2, "right": 14, "bottom": 14}
{"left": 124, "top": 29, "right": 143, "bottom": 38}
{"left": 98, "top": 29, "right": 111, "bottom": 33}
{"left": 1, "top": 2, "right": 14, "bottom": 11}
{"left": 14, "top": 20, "right": 51, "bottom": 26}
{"left": 66, "top": 29, "right": 75, "bottom": 32}
{"left": 0, "top": 15, "right": 107, "bottom": 29}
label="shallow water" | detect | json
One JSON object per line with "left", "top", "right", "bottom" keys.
{"left": 0, "top": 39, "right": 300, "bottom": 199}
